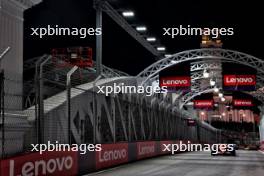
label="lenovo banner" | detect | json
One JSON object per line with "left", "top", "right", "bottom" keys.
{"left": 159, "top": 76, "right": 191, "bottom": 87}
{"left": 136, "top": 141, "right": 157, "bottom": 159}
{"left": 224, "top": 75, "right": 256, "bottom": 86}
{"left": 95, "top": 143, "right": 128, "bottom": 169}
{"left": 187, "top": 118, "right": 196, "bottom": 126}
{"left": 194, "top": 100, "right": 213, "bottom": 109}
{"left": 0, "top": 151, "right": 78, "bottom": 176}
{"left": 233, "top": 99, "right": 253, "bottom": 107}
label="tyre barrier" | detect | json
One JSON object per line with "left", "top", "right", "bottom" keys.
{"left": 0, "top": 140, "right": 192, "bottom": 176}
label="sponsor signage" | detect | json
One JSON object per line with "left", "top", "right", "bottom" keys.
{"left": 223, "top": 75, "right": 256, "bottom": 86}
{"left": 0, "top": 151, "right": 78, "bottom": 176}
{"left": 136, "top": 142, "right": 156, "bottom": 159}
{"left": 187, "top": 119, "right": 196, "bottom": 126}
{"left": 233, "top": 99, "right": 253, "bottom": 107}
{"left": 95, "top": 143, "right": 128, "bottom": 169}
{"left": 159, "top": 76, "right": 191, "bottom": 87}
{"left": 193, "top": 100, "right": 213, "bottom": 108}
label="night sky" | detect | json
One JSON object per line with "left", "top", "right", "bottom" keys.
{"left": 24, "top": 0, "right": 263, "bottom": 75}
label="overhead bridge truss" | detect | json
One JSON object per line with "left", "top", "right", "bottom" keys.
{"left": 137, "top": 48, "right": 264, "bottom": 108}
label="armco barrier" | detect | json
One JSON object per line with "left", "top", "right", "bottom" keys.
{"left": 0, "top": 140, "right": 192, "bottom": 176}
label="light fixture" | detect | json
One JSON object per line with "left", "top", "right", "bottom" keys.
{"left": 136, "top": 26, "right": 147, "bottom": 31}
{"left": 200, "top": 111, "right": 205, "bottom": 115}
{"left": 214, "top": 103, "right": 218, "bottom": 107}
{"left": 122, "top": 11, "right": 134, "bottom": 17}
{"left": 146, "top": 37, "right": 156, "bottom": 42}
{"left": 242, "top": 114, "right": 246, "bottom": 117}
{"left": 210, "top": 79, "right": 216, "bottom": 86}
{"left": 221, "top": 97, "right": 225, "bottom": 102}
{"left": 214, "top": 87, "right": 219, "bottom": 93}
{"left": 165, "top": 54, "right": 172, "bottom": 58}
{"left": 218, "top": 93, "right": 223, "bottom": 98}
{"left": 203, "top": 69, "right": 209, "bottom": 78}
{"left": 157, "top": 47, "right": 166, "bottom": 51}
{"left": 222, "top": 112, "right": 226, "bottom": 116}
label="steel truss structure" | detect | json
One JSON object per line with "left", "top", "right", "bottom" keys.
{"left": 94, "top": 0, "right": 160, "bottom": 57}
{"left": 23, "top": 59, "right": 220, "bottom": 148}
{"left": 30, "top": 86, "right": 219, "bottom": 145}
{"left": 137, "top": 48, "right": 264, "bottom": 109}
{"left": 24, "top": 55, "right": 130, "bottom": 109}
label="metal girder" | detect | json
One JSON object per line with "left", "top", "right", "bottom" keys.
{"left": 190, "top": 61, "right": 221, "bottom": 72}
{"left": 97, "top": 0, "right": 160, "bottom": 57}
{"left": 137, "top": 48, "right": 264, "bottom": 107}
{"left": 137, "top": 48, "right": 264, "bottom": 86}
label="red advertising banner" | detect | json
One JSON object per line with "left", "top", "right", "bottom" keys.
{"left": 160, "top": 76, "right": 191, "bottom": 87}
{"left": 233, "top": 99, "right": 253, "bottom": 106}
{"left": 95, "top": 143, "right": 128, "bottom": 169}
{"left": 0, "top": 151, "right": 78, "bottom": 176}
{"left": 223, "top": 75, "right": 256, "bottom": 86}
{"left": 136, "top": 141, "right": 157, "bottom": 159}
{"left": 187, "top": 118, "right": 196, "bottom": 126}
{"left": 194, "top": 100, "right": 213, "bottom": 108}
{"left": 160, "top": 141, "right": 173, "bottom": 154}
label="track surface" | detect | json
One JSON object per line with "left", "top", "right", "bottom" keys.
{"left": 86, "top": 150, "right": 264, "bottom": 176}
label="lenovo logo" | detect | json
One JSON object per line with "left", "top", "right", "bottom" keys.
{"left": 224, "top": 75, "right": 256, "bottom": 86}
{"left": 95, "top": 144, "right": 128, "bottom": 169}
{"left": 99, "top": 149, "right": 127, "bottom": 162}
{"left": 160, "top": 76, "right": 191, "bottom": 87}
{"left": 138, "top": 146, "right": 155, "bottom": 155}
{"left": 233, "top": 99, "right": 253, "bottom": 106}
{"left": 1, "top": 152, "right": 77, "bottom": 176}
{"left": 194, "top": 100, "right": 213, "bottom": 108}
{"left": 137, "top": 142, "right": 156, "bottom": 159}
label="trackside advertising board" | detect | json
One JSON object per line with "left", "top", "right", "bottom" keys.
{"left": 0, "top": 151, "right": 78, "bottom": 176}
{"left": 0, "top": 141, "right": 197, "bottom": 175}
{"left": 95, "top": 143, "right": 128, "bottom": 169}
{"left": 136, "top": 141, "right": 157, "bottom": 159}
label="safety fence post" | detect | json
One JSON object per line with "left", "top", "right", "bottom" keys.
{"left": 66, "top": 66, "right": 79, "bottom": 144}
{"left": 0, "top": 71, "right": 5, "bottom": 159}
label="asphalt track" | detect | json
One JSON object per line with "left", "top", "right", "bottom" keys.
{"left": 86, "top": 150, "right": 264, "bottom": 176}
